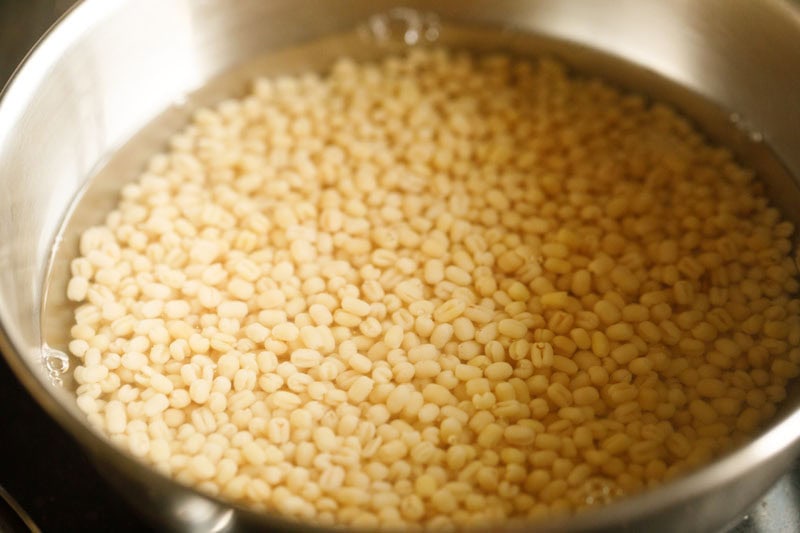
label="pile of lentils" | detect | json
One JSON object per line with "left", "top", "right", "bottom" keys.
{"left": 65, "top": 49, "right": 800, "bottom": 530}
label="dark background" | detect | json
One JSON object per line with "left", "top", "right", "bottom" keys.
{"left": 0, "top": 1, "right": 799, "bottom": 532}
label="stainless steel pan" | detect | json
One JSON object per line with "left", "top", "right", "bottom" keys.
{"left": 2, "top": 1, "right": 800, "bottom": 531}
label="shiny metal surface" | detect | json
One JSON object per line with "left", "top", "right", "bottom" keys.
{"left": 728, "top": 459, "right": 800, "bottom": 533}
{"left": 0, "top": 483, "right": 41, "bottom": 533}
{"left": 2, "top": 1, "right": 800, "bottom": 531}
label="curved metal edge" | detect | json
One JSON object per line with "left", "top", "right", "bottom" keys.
{"left": 0, "top": 483, "right": 41, "bottom": 533}
{"left": 1, "top": 0, "right": 800, "bottom": 532}
{"left": 771, "top": 0, "right": 800, "bottom": 23}
{"left": 0, "top": 1, "right": 343, "bottom": 530}
{"left": 0, "top": 0, "right": 83, "bottom": 96}
{"left": 0, "top": 0, "right": 255, "bottom": 529}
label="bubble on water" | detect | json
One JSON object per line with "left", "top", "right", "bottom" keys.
{"left": 361, "top": 8, "right": 441, "bottom": 48}
{"left": 172, "top": 94, "right": 189, "bottom": 109}
{"left": 579, "top": 478, "right": 625, "bottom": 508}
{"left": 729, "top": 112, "right": 764, "bottom": 144}
{"left": 42, "top": 346, "right": 70, "bottom": 387}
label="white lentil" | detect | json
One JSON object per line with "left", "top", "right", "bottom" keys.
{"left": 66, "top": 49, "right": 800, "bottom": 530}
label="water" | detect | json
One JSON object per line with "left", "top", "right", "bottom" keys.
{"left": 33, "top": 10, "right": 800, "bottom": 529}
{"left": 39, "top": 11, "right": 800, "bottom": 393}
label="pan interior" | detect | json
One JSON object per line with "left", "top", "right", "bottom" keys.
{"left": 37, "top": 15, "right": 800, "bottom": 523}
